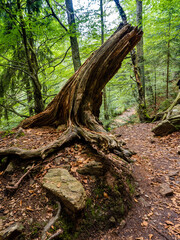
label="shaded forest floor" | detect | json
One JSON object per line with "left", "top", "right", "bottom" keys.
{"left": 0, "top": 121, "right": 179, "bottom": 240}
{"left": 97, "top": 123, "right": 180, "bottom": 240}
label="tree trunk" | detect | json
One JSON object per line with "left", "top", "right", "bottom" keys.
{"left": 23, "top": 76, "right": 34, "bottom": 116}
{"left": 65, "top": 0, "right": 81, "bottom": 71}
{"left": 17, "top": 0, "right": 44, "bottom": 114}
{"left": 166, "top": 16, "right": 171, "bottom": 99}
{"left": 136, "top": 0, "right": 145, "bottom": 103}
{"left": 19, "top": 24, "right": 142, "bottom": 128}
{"left": 1, "top": 24, "right": 142, "bottom": 184}
{"left": 130, "top": 49, "right": 150, "bottom": 122}
{"left": 100, "top": 0, "right": 109, "bottom": 120}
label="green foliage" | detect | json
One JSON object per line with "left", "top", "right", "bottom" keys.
{"left": 0, "top": 0, "right": 179, "bottom": 129}
{"left": 159, "top": 99, "right": 172, "bottom": 111}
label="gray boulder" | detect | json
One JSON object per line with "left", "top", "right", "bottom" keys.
{"left": 42, "top": 168, "right": 87, "bottom": 212}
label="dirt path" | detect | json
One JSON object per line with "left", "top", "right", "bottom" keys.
{"left": 97, "top": 123, "right": 180, "bottom": 240}
{"left": 109, "top": 107, "right": 136, "bottom": 128}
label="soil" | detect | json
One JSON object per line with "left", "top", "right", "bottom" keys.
{"left": 0, "top": 122, "right": 179, "bottom": 240}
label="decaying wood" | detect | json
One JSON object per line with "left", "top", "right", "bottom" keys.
{"left": 0, "top": 24, "right": 142, "bottom": 178}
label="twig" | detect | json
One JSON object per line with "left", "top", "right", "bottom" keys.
{"left": 48, "top": 229, "right": 63, "bottom": 240}
{"left": 6, "top": 164, "right": 35, "bottom": 190}
{"left": 41, "top": 201, "right": 61, "bottom": 240}
{"left": 150, "top": 224, "right": 172, "bottom": 240}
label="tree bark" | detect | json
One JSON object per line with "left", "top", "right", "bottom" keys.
{"left": 16, "top": 24, "right": 142, "bottom": 160}
{"left": 65, "top": 0, "right": 81, "bottom": 71}
{"left": 17, "top": 0, "right": 44, "bottom": 114}
{"left": 136, "top": 0, "right": 145, "bottom": 103}
{"left": 100, "top": 0, "right": 109, "bottom": 120}
{"left": 19, "top": 24, "right": 142, "bottom": 128}
{"left": 131, "top": 49, "right": 150, "bottom": 122}
{"left": 1, "top": 24, "right": 142, "bottom": 184}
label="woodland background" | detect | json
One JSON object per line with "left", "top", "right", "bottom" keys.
{"left": 0, "top": 0, "right": 179, "bottom": 130}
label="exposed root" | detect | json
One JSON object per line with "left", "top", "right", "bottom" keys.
{"left": 0, "top": 127, "right": 78, "bottom": 160}
{"left": 41, "top": 201, "right": 62, "bottom": 240}
{"left": 6, "top": 164, "right": 35, "bottom": 191}
{"left": 0, "top": 124, "right": 134, "bottom": 182}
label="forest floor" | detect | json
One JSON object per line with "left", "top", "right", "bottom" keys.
{"left": 0, "top": 120, "right": 179, "bottom": 240}
{"left": 97, "top": 123, "right": 180, "bottom": 240}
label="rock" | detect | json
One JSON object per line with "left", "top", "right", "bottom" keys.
{"left": 60, "top": 164, "right": 71, "bottom": 171}
{"left": 152, "top": 120, "right": 177, "bottom": 136}
{"left": 139, "top": 197, "right": 151, "bottom": 208}
{"left": 0, "top": 222, "right": 24, "bottom": 240}
{"left": 119, "top": 219, "right": 126, "bottom": 228}
{"left": 159, "top": 183, "right": 173, "bottom": 196}
{"left": 109, "top": 216, "right": 116, "bottom": 224}
{"left": 168, "top": 170, "right": 179, "bottom": 177}
{"left": 4, "top": 162, "right": 14, "bottom": 173}
{"left": 42, "top": 168, "right": 87, "bottom": 212}
{"left": 57, "top": 124, "right": 66, "bottom": 132}
{"left": 77, "top": 161, "right": 104, "bottom": 176}
{"left": 54, "top": 157, "right": 61, "bottom": 165}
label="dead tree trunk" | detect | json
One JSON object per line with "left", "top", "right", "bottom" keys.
{"left": 0, "top": 25, "right": 142, "bottom": 178}
{"left": 19, "top": 24, "right": 142, "bottom": 130}
{"left": 152, "top": 92, "right": 180, "bottom": 136}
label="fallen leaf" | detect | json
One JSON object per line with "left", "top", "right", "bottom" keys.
{"left": 103, "top": 192, "right": 109, "bottom": 198}
{"left": 83, "top": 179, "right": 88, "bottom": 184}
{"left": 26, "top": 207, "right": 34, "bottom": 211}
{"left": 56, "top": 182, "right": 61, "bottom": 188}
{"left": 141, "top": 221, "right": 148, "bottom": 227}
{"left": 165, "top": 220, "right": 174, "bottom": 225}
{"left": 147, "top": 212, "right": 153, "bottom": 217}
{"left": 149, "top": 234, "right": 153, "bottom": 240}
{"left": 28, "top": 190, "right": 34, "bottom": 194}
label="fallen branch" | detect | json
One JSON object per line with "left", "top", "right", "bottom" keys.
{"left": 150, "top": 224, "right": 172, "bottom": 240}
{"left": 6, "top": 164, "right": 35, "bottom": 190}
{"left": 48, "top": 229, "right": 63, "bottom": 240}
{"left": 41, "top": 201, "right": 61, "bottom": 240}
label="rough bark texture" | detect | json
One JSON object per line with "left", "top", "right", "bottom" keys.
{"left": 152, "top": 92, "right": 180, "bottom": 136}
{"left": 136, "top": 0, "right": 145, "bottom": 102}
{"left": 19, "top": 24, "right": 142, "bottom": 129}
{"left": 131, "top": 49, "right": 150, "bottom": 122}
{"left": 0, "top": 24, "right": 142, "bottom": 178}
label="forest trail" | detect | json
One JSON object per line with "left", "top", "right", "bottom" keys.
{"left": 97, "top": 123, "right": 180, "bottom": 240}
{"left": 109, "top": 107, "right": 136, "bottom": 128}
{"left": 0, "top": 123, "right": 179, "bottom": 240}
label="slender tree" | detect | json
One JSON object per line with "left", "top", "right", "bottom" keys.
{"left": 136, "top": 0, "right": 145, "bottom": 102}
{"left": 65, "top": 0, "right": 81, "bottom": 71}
{"left": 114, "top": 0, "right": 149, "bottom": 122}
{"left": 100, "top": 0, "right": 109, "bottom": 120}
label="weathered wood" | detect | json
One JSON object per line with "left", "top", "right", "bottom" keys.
{"left": 19, "top": 24, "right": 142, "bottom": 130}
{"left": 1, "top": 24, "right": 142, "bottom": 174}
{"left": 152, "top": 92, "right": 180, "bottom": 136}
